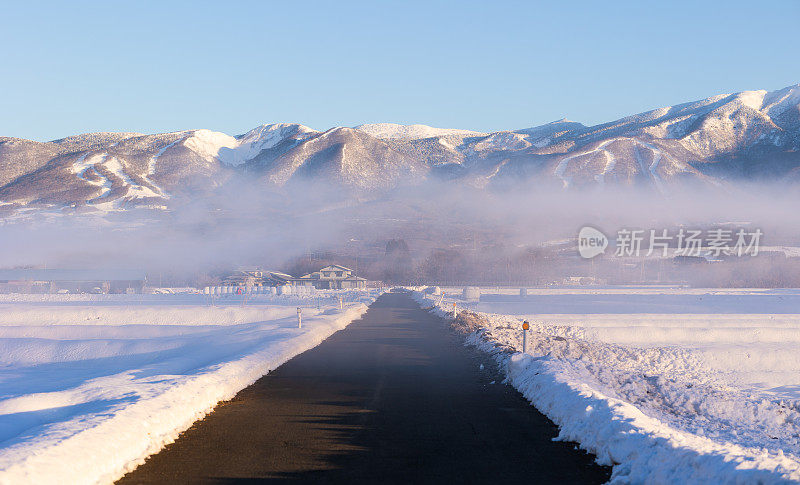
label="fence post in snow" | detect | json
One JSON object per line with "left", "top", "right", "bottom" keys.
{"left": 522, "top": 320, "right": 529, "bottom": 354}
{"left": 297, "top": 307, "right": 302, "bottom": 328}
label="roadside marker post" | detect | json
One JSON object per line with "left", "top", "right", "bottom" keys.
{"left": 297, "top": 307, "right": 302, "bottom": 329}
{"left": 452, "top": 302, "right": 458, "bottom": 318}
{"left": 522, "top": 320, "right": 529, "bottom": 354}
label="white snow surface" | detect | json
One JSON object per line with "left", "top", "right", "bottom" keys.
{"left": 354, "top": 123, "right": 486, "bottom": 140}
{"left": 472, "top": 132, "right": 531, "bottom": 152}
{"left": 183, "top": 124, "right": 317, "bottom": 166}
{"left": 0, "top": 292, "right": 375, "bottom": 484}
{"left": 414, "top": 287, "right": 800, "bottom": 483}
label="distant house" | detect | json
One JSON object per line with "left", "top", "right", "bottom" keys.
{"left": 223, "top": 265, "right": 368, "bottom": 290}
{"left": 0, "top": 269, "right": 146, "bottom": 294}
{"left": 290, "top": 265, "right": 367, "bottom": 290}
{"left": 263, "top": 271, "right": 295, "bottom": 286}
{"left": 223, "top": 268, "right": 264, "bottom": 287}
{"left": 223, "top": 269, "right": 296, "bottom": 287}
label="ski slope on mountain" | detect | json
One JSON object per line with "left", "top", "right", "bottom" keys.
{"left": 183, "top": 124, "right": 318, "bottom": 166}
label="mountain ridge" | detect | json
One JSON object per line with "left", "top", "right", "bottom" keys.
{"left": 0, "top": 83, "right": 798, "bottom": 218}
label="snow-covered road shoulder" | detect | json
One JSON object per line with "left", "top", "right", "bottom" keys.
{"left": 412, "top": 290, "right": 800, "bottom": 484}
{"left": 0, "top": 295, "right": 376, "bottom": 485}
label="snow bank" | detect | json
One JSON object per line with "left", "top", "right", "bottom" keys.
{"left": 0, "top": 296, "right": 375, "bottom": 484}
{"left": 413, "top": 289, "right": 800, "bottom": 483}
{"left": 504, "top": 353, "right": 800, "bottom": 483}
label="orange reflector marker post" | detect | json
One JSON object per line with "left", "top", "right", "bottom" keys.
{"left": 522, "top": 320, "right": 529, "bottom": 354}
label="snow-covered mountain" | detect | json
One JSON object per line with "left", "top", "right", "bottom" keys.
{"left": 1, "top": 83, "right": 798, "bottom": 216}
{"left": 354, "top": 123, "right": 487, "bottom": 140}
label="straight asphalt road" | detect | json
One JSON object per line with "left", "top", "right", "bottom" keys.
{"left": 117, "top": 291, "right": 611, "bottom": 484}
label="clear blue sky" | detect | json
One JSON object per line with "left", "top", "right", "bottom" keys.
{"left": 1, "top": 0, "right": 798, "bottom": 141}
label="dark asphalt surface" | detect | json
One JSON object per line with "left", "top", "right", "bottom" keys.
{"left": 117, "top": 292, "right": 611, "bottom": 484}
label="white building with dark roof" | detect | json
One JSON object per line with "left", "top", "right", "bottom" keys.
{"left": 291, "top": 265, "right": 367, "bottom": 290}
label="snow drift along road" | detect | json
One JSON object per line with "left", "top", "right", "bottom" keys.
{"left": 414, "top": 288, "right": 800, "bottom": 483}
{"left": 0, "top": 295, "right": 374, "bottom": 485}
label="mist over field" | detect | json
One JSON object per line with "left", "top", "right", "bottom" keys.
{"left": 2, "top": 177, "right": 799, "bottom": 287}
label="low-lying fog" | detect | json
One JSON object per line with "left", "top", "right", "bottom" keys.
{"left": 3, "top": 179, "right": 799, "bottom": 287}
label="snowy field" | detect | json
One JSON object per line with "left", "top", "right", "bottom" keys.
{"left": 416, "top": 287, "right": 800, "bottom": 483}
{"left": 0, "top": 291, "right": 376, "bottom": 484}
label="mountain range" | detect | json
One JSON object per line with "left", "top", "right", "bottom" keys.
{"left": 1, "top": 83, "right": 798, "bottom": 218}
